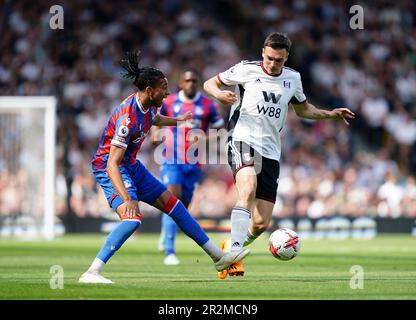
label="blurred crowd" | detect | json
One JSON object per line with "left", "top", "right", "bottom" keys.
{"left": 0, "top": 0, "right": 415, "bottom": 223}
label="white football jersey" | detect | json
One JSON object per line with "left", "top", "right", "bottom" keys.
{"left": 217, "top": 60, "right": 306, "bottom": 161}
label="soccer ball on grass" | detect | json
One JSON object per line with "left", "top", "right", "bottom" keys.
{"left": 268, "top": 228, "right": 301, "bottom": 261}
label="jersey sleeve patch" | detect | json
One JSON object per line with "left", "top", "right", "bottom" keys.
{"left": 111, "top": 109, "right": 133, "bottom": 149}
{"left": 117, "top": 125, "right": 129, "bottom": 137}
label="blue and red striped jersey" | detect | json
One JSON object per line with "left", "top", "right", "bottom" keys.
{"left": 92, "top": 92, "right": 157, "bottom": 170}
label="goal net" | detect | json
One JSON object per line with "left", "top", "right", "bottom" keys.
{"left": 0, "top": 97, "right": 56, "bottom": 239}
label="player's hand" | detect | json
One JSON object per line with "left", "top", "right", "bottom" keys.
{"left": 216, "top": 90, "right": 237, "bottom": 105}
{"left": 331, "top": 108, "right": 355, "bottom": 126}
{"left": 177, "top": 111, "right": 193, "bottom": 122}
{"left": 120, "top": 199, "right": 140, "bottom": 219}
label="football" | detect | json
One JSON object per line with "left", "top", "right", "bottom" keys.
{"left": 268, "top": 228, "right": 301, "bottom": 261}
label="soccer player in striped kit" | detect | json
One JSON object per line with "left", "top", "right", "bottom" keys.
{"left": 79, "top": 53, "right": 248, "bottom": 284}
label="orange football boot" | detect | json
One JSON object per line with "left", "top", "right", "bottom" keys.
{"left": 217, "top": 238, "right": 245, "bottom": 279}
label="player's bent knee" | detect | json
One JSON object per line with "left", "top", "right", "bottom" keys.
{"left": 252, "top": 217, "right": 271, "bottom": 232}
{"left": 254, "top": 225, "right": 268, "bottom": 233}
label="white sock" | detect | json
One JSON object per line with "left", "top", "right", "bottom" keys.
{"left": 230, "top": 207, "right": 251, "bottom": 252}
{"left": 87, "top": 257, "right": 105, "bottom": 273}
{"left": 202, "top": 240, "right": 223, "bottom": 262}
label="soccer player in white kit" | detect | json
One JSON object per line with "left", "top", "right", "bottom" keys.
{"left": 203, "top": 32, "right": 355, "bottom": 279}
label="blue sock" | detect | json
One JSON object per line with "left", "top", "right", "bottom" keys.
{"left": 97, "top": 220, "right": 140, "bottom": 263}
{"left": 162, "top": 214, "right": 177, "bottom": 256}
{"left": 169, "top": 201, "right": 209, "bottom": 246}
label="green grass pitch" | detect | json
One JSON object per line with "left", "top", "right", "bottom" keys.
{"left": 0, "top": 233, "right": 415, "bottom": 299}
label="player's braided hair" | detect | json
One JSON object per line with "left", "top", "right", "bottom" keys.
{"left": 120, "top": 51, "right": 166, "bottom": 90}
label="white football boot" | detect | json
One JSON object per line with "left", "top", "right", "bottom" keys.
{"left": 214, "top": 248, "right": 250, "bottom": 271}
{"left": 78, "top": 271, "right": 114, "bottom": 284}
{"left": 164, "top": 253, "right": 180, "bottom": 265}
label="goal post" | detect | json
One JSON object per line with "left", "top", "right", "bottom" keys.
{"left": 0, "top": 96, "right": 57, "bottom": 239}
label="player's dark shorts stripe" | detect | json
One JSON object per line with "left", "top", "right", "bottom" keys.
{"left": 229, "top": 139, "right": 242, "bottom": 168}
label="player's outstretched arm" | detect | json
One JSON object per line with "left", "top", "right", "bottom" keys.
{"left": 153, "top": 111, "right": 193, "bottom": 126}
{"left": 291, "top": 101, "right": 355, "bottom": 125}
{"left": 203, "top": 76, "right": 237, "bottom": 106}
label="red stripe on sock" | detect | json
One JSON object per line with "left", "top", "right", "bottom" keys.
{"left": 162, "top": 195, "right": 179, "bottom": 214}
